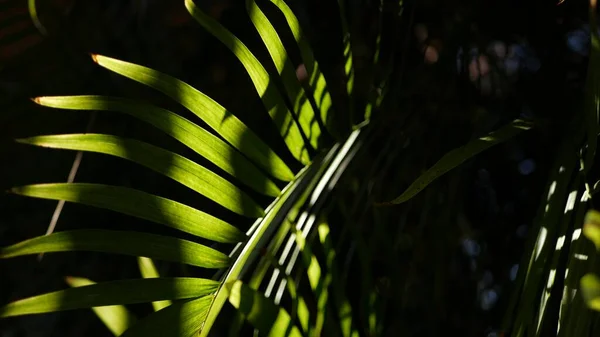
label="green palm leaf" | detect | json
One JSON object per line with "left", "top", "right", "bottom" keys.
{"left": 32, "top": 96, "right": 281, "bottom": 196}
{"left": 65, "top": 277, "right": 136, "bottom": 336}
{"left": 137, "top": 257, "right": 172, "bottom": 311}
{"left": 0, "top": 230, "right": 230, "bottom": 268}
{"left": 246, "top": 0, "right": 321, "bottom": 149}
{"left": 268, "top": 0, "right": 335, "bottom": 137}
{"left": 0, "top": 277, "right": 218, "bottom": 316}
{"left": 9, "top": 183, "right": 245, "bottom": 243}
{"left": 17, "top": 135, "right": 263, "bottom": 217}
{"left": 120, "top": 295, "right": 214, "bottom": 337}
{"left": 228, "top": 280, "right": 303, "bottom": 337}
{"left": 89, "top": 55, "right": 296, "bottom": 181}
{"left": 379, "top": 118, "right": 533, "bottom": 205}
{"left": 185, "top": 0, "right": 311, "bottom": 164}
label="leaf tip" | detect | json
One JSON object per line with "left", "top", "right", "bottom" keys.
{"left": 30, "top": 97, "right": 42, "bottom": 104}
{"left": 90, "top": 53, "right": 99, "bottom": 63}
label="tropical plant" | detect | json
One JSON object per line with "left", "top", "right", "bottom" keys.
{"left": 1, "top": 0, "right": 599, "bottom": 337}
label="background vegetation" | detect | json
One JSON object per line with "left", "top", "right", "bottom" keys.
{"left": 0, "top": 0, "right": 599, "bottom": 336}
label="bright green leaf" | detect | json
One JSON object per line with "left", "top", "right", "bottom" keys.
{"left": 185, "top": 0, "right": 311, "bottom": 164}
{"left": 246, "top": 0, "right": 321, "bottom": 149}
{"left": 379, "top": 119, "right": 533, "bottom": 205}
{"left": 268, "top": 0, "right": 335, "bottom": 137}
{"left": 9, "top": 183, "right": 245, "bottom": 243}
{"left": 583, "top": 209, "right": 600, "bottom": 251}
{"left": 33, "top": 96, "right": 281, "bottom": 196}
{"left": 65, "top": 277, "right": 135, "bottom": 336}
{"left": 580, "top": 273, "right": 600, "bottom": 311}
{"left": 91, "top": 55, "right": 296, "bottom": 181}
{"left": 120, "top": 295, "right": 214, "bottom": 337}
{"left": 0, "top": 230, "right": 229, "bottom": 269}
{"left": 228, "top": 280, "right": 303, "bottom": 337}
{"left": 137, "top": 257, "right": 171, "bottom": 311}
{"left": 17, "top": 135, "right": 263, "bottom": 218}
{"left": 0, "top": 277, "right": 218, "bottom": 317}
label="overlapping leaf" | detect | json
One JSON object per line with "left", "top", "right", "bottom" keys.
{"left": 33, "top": 96, "right": 281, "bottom": 196}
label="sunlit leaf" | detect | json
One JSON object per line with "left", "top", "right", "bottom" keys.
{"left": 0, "top": 230, "right": 229, "bottom": 269}
{"left": 120, "top": 295, "right": 214, "bottom": 337}
{"left": 228, "top": 280, "right": 303, "bottom": 337}
{"left": 18, "top": 135, "right": 263, "bottom": 217}
{"left": 89, "top": 55, "right": 296, "bottom": 181}
{"left": 185, "top": 0, "right": 311, "bottom": 164}
{"left": 583, "top": 209, "right": 600, "bottom": 251}
{"left": 268, "top": 0, "right": 335, "bottom": 136}
{"left": 0, "top": 277, "right": 218, "bottom": 317}
{"left": 32, "top": 96, "right": 281, "bottom": 196}
{"left": 65, "top": 277, "right": 135, "bottom": 336}
{"left": 246, "top": 0, "right": 321, "bottom": 149}
{"left": 580, "top": 273, "right": 600, "bottom": 311}
{"left": 379, "top": 119, "right": 533, "bottom": 205}
{"left": 137, "top": 257, "right": 171, "bottom": 311}
{"left": 9, "top": 183, "right": 245, "bottom": 243}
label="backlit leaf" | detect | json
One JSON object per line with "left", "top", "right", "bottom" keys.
{"left": 228, "top": 280, "right": 303, "bottom": 337}
{"left": 580, "top": 273, "right": 600, "bottom": 311}
{"left": 10, "top": 183, "right": 245, "bottom": 243}
{"left": 0, "top": 230, "right": 230, "bottom": 269}
{"left": 0, "top": 277, "right": 218, "bottom": 316}
{"left": 583, "top": 209, "right": 600, "bottom": 251}
{"left": 32, "top": 96, "right": 281, "bottom": 196}
{"left": 185, "top": 0, "right": 311, "bottom": 164}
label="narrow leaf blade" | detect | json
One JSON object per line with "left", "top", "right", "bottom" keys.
{"left": 247, "top": 0, "right": 321, "bottom": 149}
{"left": 137, "top": 257, "right": 172, "bottom": 311}
{"left": 1, "top": 277, "right": 218, "bottom": 317}
{"left": 185, "top": 0, "right": 311, "bottom": 164}
{"left": 10, "top": 183, "right": 245, "bottom": 243}
{"left": 228, "top": 280, "right": 303, "bottom": 337}
{"left": 91, "top": 55, "right": 296, "bottom": 181}
{"left": 121, "top": 295, "right": 214, "bottom": 337}
{"left": 33, "top": 96, "right": 281, "bottom": 195}
{"left": 0, "top": 230, "right": 230, "bottom": 269}
{"left": 380, "top": 119, "right": 533, "bottom": 205}
{"left": 65, "top": 277, "right": 136, "bottom": 336}
{"left": 17, "top": 135, "right": 263, "bottom": 218}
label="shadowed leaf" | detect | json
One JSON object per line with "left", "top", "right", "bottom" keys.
{"left": 228, "top": 280, "right": 303, "bottom": 337}
{"left": 65, "top": 277, "right": 136, "bottom": 336}
{"left": 379, "top": 119, "right": 533, "bottom": 205}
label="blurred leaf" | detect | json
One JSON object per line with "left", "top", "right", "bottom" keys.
{"left": 583, "top": 1, "right": 600, "bottom": 172}
{"left": 65, "top": 277, "right": 135, "bottom": 336}
{"left": 9, "top": 183, "right": 245, "bottom": 243}
{"left": 17, "top": 135, "right": 263, "bottom": 218}
{"left": 185, "top": 0, "right": 311, "bottom": 164}
{"left": 580, "top": 273, "right": 600, "bottom": 311}
{"left": 583, "top": 209, "right": 600, "bottom": 251}
{"left": 120, "top": 295, "right": 214, "bottom": 337}
{"left": 137, "top": 257, "right": 171, "bottom": 311}
{"left": 33, "top": 96, "right": 280, "bottom": 196}
{"left": 227, "top": 280, "right": 303, "bottom": 337}
{"left": 89, "top": 55, "right": 296, "bottom": 181}
{"left": 0, "top": 230, "right": 230, "bottom": 268}
{"left": 0, "top": 277, "right": 218, "bottom": 316}
{"left": 379, "top": 119, "right": 533, "bottom": 205}
{"left": 246, "top": 0, "right": 321, "bottom": 149}
{"left": 27, "top": 0, "right": 47, "bottom": 35}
